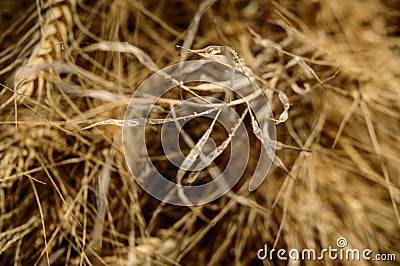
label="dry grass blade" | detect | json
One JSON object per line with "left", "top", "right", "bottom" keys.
{"left": 179, "top": 0, "right": 217, "bottom": 63}
{"left": 201, "top": 108, "right": 249, "bottom": 166}
{"left": 14, "top": 61, "right": 128, "bottom": 91}
{"left": 83, "top": 41, "right": 159, "bottom": 72}
{"left": 332, "top": 90, "right": 361, "bottom": 148}
{"left": 360, "top": 100, "right": 400, "bottom": 228}
{"left": 176, "top": 109, "right": 221, "bottom": 204}
{"left": 82, "top": 107, "right": 219, "bottom": 130}
{"left": 28, "top": 176, "right": 50, "bottom": 266}
{"left": 92, "top": 133, "right": 119, "bottom": 252}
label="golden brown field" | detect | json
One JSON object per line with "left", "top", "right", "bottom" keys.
{"left": 0, "top": 0, "right": 399, "bottom": 265}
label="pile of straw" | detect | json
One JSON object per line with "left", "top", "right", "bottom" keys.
{"left": 0, "top": 0, "right": 399, "bottom": 265}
